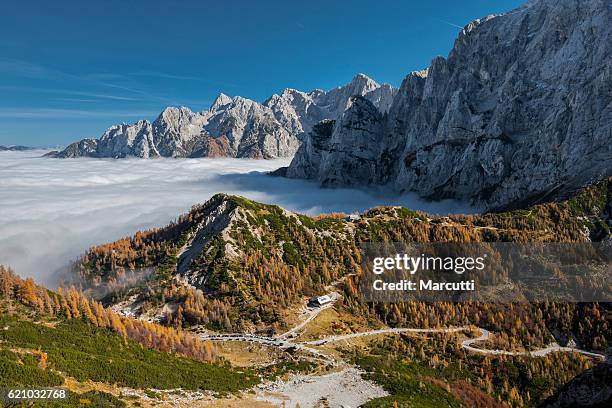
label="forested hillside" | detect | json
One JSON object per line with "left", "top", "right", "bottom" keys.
{"left": 72, "top": 178, "right": 611, "bottom": 349}
{"left": 0, "top": 265, "right": 260, "bottom": 404}
{"left": 353, "top": 332, "right": 601, "bottom": 408}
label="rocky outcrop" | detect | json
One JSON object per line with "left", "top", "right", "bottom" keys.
{"left": 541, "top": 361, "right": 611, "bottom": 408}
{"left": 201, "top": 96, "right": 298, "bottom": 159}
{"left": 286, "top": 0, "right": 612, "bottom": 210}
{"left": 264, "top": 73, "right": 396, "bottom": 136}
{"left": 51, "top": 75, "right": 395, "bottom": 159}
{"left": 54, "top": 138, "right": 100, "bottom": 157}
{"left": 286, "top": 96, "right": 389, "bottom": 185}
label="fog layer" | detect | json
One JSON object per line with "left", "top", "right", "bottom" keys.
{"left": 0, "top": 150, "right": 474, "bottom": 283}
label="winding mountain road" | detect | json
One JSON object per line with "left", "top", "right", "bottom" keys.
{"left": 303, "top": 327, "right": 466, "bottom": 346}
{"left": 305, "top": 326, "right": 605, "bottom": 360}
{"left": 461, "top": 328, "right": 606, "bottom": 360}
{"left": 200, "top": 294, "right": 606, "bottom": 362}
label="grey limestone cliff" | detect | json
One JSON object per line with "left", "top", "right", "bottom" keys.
{"left": 286, "top": 0, "right": 612, "bottom": 210}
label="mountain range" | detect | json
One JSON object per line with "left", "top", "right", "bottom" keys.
{"left": 285, "top": 0, "right": 612, "bottom": 210}
{"left": 0, "top": 145, "right": 35, "bottom": 151}
{"left": 48, "top": 0, "right": 612, "bottom": 213}
{"left": 4, "top": 0, "right": 612, "bottom": 405}
{"left": 49, "top": 74, "right": 395, "bottom": 159}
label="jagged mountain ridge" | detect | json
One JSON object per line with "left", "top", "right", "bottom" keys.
{"left": 286, "top": 0, "right": 612, "bottom": 210}
{"left": 50, "top": 74, "right": 396, "bottom": 159}
{"left": 264, "top": 73, "right": 395, "bottom": 136}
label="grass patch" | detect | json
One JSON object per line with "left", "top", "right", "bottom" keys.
{"left": 356, "top": 354, "right": 463, "bottom": 408}
{"left": 0, "top": 316, "right": 257, "bottom": 393}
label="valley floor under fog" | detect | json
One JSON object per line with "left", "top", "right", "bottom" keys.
{"left": 0, "top": 150, "right": 474, "bottom": 283}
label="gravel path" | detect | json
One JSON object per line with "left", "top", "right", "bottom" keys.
{"left": 462, "top": 328, "right": 606, "bottom": 360}
{"left": 255, "top": 368, "right": 388, "bottom": 408}
{"left": 303, "top": 326, "right": 466, "bottom": 345}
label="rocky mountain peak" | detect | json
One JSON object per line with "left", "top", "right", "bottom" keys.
{"left": 347, "top": 73, "right": 379, "bottom": 92}
{"left": 209, "top": 93, "right": 232, "bottom": 112}
{"left": 230, "top": 95, "right": 256, "bottom": 108}
{"left": 286, "top": 0, "right": 612, "bottom": 210}
{"left": 280, "top": 88, "right": 306, "bottom": 98}
{"left": 459, "top": 14, "right": 498, "bottom": 37}
{"left": 134, "top": 119, "right": 151, "bottom": 126}
{"left": 264, "top": 74, "right": 397, "bottom": 137}
{"left": 51, "top": 74, "right": 396, "bottom": 160}
{"left": 152, "top": 106, "right": 207, "bottom": 149}
{"left": 155, "top": 106, "right": 198, "bottom": 124}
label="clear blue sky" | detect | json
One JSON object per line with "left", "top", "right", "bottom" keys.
{"left": 0, "top": 0, "right": 523, "bottom": 146}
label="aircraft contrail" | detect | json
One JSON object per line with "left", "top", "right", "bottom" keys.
{"left": 438, "top": 19, "right": 464, "bottom": 29}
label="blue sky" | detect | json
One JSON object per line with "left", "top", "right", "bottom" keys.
{"left": 0, "top": 0, "right": 523, "bottom": 146}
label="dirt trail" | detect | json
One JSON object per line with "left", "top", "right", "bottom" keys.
{"left": 461, "top": 328, "right": 606, "bottom": 360}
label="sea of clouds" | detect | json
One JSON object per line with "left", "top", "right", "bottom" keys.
{"left": 0, "top": 150, "right": 475, "bottom": 284}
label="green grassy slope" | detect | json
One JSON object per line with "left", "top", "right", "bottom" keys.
{"left": 0, "top": 315, "right": 256, "bottom": 392}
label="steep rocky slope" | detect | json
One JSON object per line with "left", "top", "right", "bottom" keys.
{"left": 541, "top": 361, "right": 612, "bottom": 408}
{"left": 51, "top": 74, "right": 395, "bottom": 159}
{"left": 286, "top": 0, "right": 612, "bottom": 210}
{"left": 264, "top": 73, "right": 395, "bottom": 136}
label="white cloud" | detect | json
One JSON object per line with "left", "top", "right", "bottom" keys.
{"left": 0, "top": 150, "right": 475, "bottom": 284}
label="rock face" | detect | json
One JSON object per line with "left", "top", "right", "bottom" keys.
{"left": 541, "top": 362, "right": 612, "bottom": 408}
{"left": 200, "top": 96, "right": 297, "bottom": 159}
{"left": 286, "top": 0, "right": 612, "bottom": 210}
{"left": 264, "top": 73, "right": 396, "bottom": 137}
{"left": 286, "top": 96, "right": 387, "bottom": 185}
{"left": 52, "top": 74, "right": 395, "bottom": 159}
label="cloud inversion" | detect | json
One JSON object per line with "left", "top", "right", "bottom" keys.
{"left": 0, "top": 150, "right": 475, "bottom": 283}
